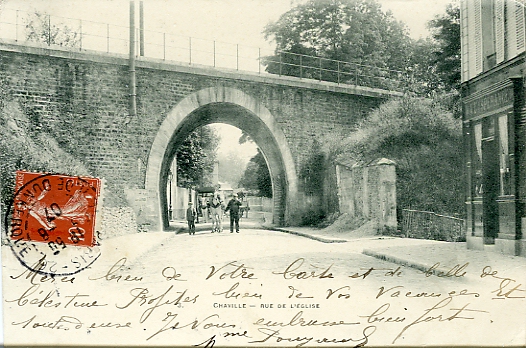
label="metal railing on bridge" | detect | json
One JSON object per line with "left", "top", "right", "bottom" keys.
{"left": 0, "top": 8, "right": 409, "bottom": 91}
{"left": 401, "top": 209, "right": 465, "bottom": 242}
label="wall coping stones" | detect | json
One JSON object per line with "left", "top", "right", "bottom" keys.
{"left": 0, "top": 39, "right": 403, "bottom": 99}
{"left": 336, "top": 157, "right": 396, "bottom": 169}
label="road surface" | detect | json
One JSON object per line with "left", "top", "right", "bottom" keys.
{"left": 2, "top": 228, "right": 524, "bottom": 347}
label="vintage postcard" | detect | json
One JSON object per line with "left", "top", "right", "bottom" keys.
{"left": 1, "top": 0, "right": 525, "bottom": 347}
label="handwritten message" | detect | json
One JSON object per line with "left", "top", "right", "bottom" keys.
{"left": 2, "top": 248, "right": 525, "bottom": 347}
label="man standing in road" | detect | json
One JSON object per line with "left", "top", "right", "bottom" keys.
{"left": 225, "top": 193, "right": 242, "bottom": 233}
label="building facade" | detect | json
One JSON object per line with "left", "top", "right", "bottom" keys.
{"left": 461, "top": 0, "right": 526, "bottom": 256}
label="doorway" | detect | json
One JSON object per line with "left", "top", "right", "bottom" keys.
{"left": 481, "top": 137, "right": 499, "bottom": 244}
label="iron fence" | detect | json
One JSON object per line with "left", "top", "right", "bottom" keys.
{"left": 0, "top": 7, "right": 409, "bottom": 91}
{"left": 401, "top": 209, "right": 465, "bottom": 242}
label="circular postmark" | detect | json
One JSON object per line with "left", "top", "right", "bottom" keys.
{"left": 4, "top": 171, "right": 102, "bottom": 276}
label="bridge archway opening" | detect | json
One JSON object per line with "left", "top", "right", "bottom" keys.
{"left": 167, "top": 121, "right": 273, "bottom": 223}
{"left": 161, "top": 104, "right": 286, "bottom": 229}
{"left": 145, "top": 87, "right": 298, "bottom": 231}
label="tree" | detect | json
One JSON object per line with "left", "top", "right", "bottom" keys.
{"left": 404, "top": 37, "right": 441, "bottom": 96}
{"left": 237, "top": 131, "right": 272, "bottom": 197}
{"left": 262, "top": 0, "right": 413, "bottom": 87}
{"left": 217, "top": 151, "right": 246, "bottom": 188}
{"left": 25, "top": 11, "right": 80, "bottom": 47}
{"left": 427, "top": 3, "right": 461, "bottom": 92}
{"left": 176, "top": 126, "right": 220, "bottom": 189}
{"left": 330, "top": 95, "right": 464, "bottom": 216}
{"left": 238, "top": 131, "right": 252, "bottom": 145}
{"left": 238, "top": 149, "right": 272, "bottom": 198}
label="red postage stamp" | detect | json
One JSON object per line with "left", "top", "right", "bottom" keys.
{"left": 10, "top": 171, "right": 100, "bottom": 247}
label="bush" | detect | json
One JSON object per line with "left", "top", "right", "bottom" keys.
{"left": 329, "top": 94, "right": 464, "bottom": 217}
{"left": 0, "top": 100, "right": 90, "bottom": 214}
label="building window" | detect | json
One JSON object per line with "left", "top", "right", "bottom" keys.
{"left": 482, "top": 0, "right": 496, "bottom": 70}
{"left": 461, "top": 0, "right": 526, "bottom": 81}
{"left": 482, "top": 115, "right": 495, "bottom": 138}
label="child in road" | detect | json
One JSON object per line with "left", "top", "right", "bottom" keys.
{"left": 186, "top": 202, "right": 196, "bottom": 235}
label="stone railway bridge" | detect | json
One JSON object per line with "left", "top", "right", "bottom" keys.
{"left": 0, "top": 41, "right": 400, "bottom": 231}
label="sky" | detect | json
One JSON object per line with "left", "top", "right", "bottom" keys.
{"left": 0, "top": 0, "right": 456, "bottom": 170}
{"left": 1, "top": 0, "right": 454, "bottom": 46}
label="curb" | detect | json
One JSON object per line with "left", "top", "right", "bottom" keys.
{"left": 362, "top": 248, "right": 471, "bottom": 278}
{"left": 266, "top": 227, "right": 347, "bottom": 244}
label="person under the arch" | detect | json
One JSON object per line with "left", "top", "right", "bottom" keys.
{"left": 210, "top": 192, "right": 224, "bottom": 233}
{"left": 186, "top": 202, "right": 196, "bottom": 235}
{"left": 225, "top": 193, "right": 242, "bottom": 233}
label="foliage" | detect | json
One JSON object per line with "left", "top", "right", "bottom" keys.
{"left": 0, "top": 99, "right": 89, "bottom": 212}
{"left": 176, "top": 126, "right": 219, "bottom": 189}
{"left": 238, "top": 149, "right": 272, "bottom": 198}
{"left": 331, "top": 95, "right": 464, "bottom": 216}
{"left": 262, "top": 0, "right": 413, "bottom": 87}
{"left": 262, "top": 0, "right": 462, "bottom": 97}
{"left": 404, "top": 38, "right": 441, "bottom": 96}
{"left": 238, "top": 130, "right": 252, "bottom": 145}
{"left": 25, "top": 12, "right": 80, "bottom": 47}
{"left": 428, "top": 3, "right": 461, "bottom": 92}
{"left": 300, "top": 140, "right": 326, "bottom": 196}
{"left": 217, "top": 151, "right": 246, "bottom": 189}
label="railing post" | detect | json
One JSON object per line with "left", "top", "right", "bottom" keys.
{"left": 47, "top": 14, "right": 51, "bottom": 46}
{"left": 279, "top": 52, "right": 282, "bottom": 76}
{"left": 300, "top": 54, "right": 303, "bottom": 79}
{"left": 319, "top": 57, "right": 322, "bottom": 81}
{"left": 337, "top": 61, "right": 340, "bottom": 85}
{"left": 15, "top": 10, "right": 19, "bottom": 41}
{"left": 163, "top": 32, "right": 166, "bottom": 60}
{"left": 236, "top": 44, "right": 239, "bottom": 70}
{"left": 107, "top": 24, "right": 110, "bottom": 53}
{"left": 189, "top": 37, "right": 192, "bottom": 65}
{"left": 409, "top": 210, "right": 412, "bottom": 237}
{"left": 355, "top": 64, "right": 358, "bottom": 85}
{"left": 258, "top": 47, "right": 261, "bottom": 74}
{"left": 213, "top": 40, "right": 216, "bottom": 67}
{"left": 79, "top": 19, "right": 82, "bottom": 50}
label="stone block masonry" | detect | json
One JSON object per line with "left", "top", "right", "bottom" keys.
{"left": 336, "top": 159, "right": 397, "bottom": 232}
{"left": 0, "top": 41, "right": 398, "bottom": 230}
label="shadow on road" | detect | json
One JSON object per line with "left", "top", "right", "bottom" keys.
{"left": 169, "top": 216, "right": 268, "bottom": 233}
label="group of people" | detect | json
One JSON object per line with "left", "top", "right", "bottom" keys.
{"left": 186, "top": 192, "right": 242, "bottom": 235}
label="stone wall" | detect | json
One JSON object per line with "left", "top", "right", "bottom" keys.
{"left": 98, "top": 207, "right": 141, "bottom": 239}
{"left": 336, "top": 159, "right": 397, "bottom": 231}
{"left": 0, "top": 42, "right": 394, "bottom": 229}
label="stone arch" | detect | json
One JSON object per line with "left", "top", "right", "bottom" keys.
{"left": 144, "top": 86, "right": 298, "bottom": 230}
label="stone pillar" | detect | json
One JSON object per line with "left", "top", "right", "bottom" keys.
{"left": 335, "top": 158, "right": 396, "bottom": 231}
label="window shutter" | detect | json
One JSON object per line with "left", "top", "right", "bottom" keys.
{"left": 461, "top": 0, "right": 470, "bottom": 81}
{"left": 473, "top": 0, "right": 483, "bottom": 76}
{"left": 495, "top": 0, "right": 505, "bottom": 63}
{"left": 515, "top": 1, "right": 525, "bottom": 53}
{"left": 467, "top": 0, "right": 483, "bottom": 78}
{"left": 507, "top": 0, "right": 518, "bottom": 58}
